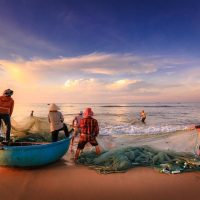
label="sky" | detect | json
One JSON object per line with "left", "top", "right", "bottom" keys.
{"left": 0, "top": 0, "right": 200, "bottom": 103}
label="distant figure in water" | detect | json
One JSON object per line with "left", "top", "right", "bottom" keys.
{"left": 71, "top": 111, "right": 83, "bottom": 152}
{"left": 140, "top": 110, "right": 147, "bottom": 123}
{"left": 30, "top": 110, "right": 34, "bottom": 117}
{"left": 0, "top": 89, "right": 14, "bottom": 142}
{"left": 48, "top": 103, "right": 73, "bottom": 142}
{"left": 75, "top": 108, "right": 100, "bottom": 161}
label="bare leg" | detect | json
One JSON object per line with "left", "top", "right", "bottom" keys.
{"left": 74, "top": 148, "right": 81, "bottom": 161}
{"left": 70, "top": 136, "right": 75, "bottom": 152}
{"left": 95, "top": 145, "right": 101, "bottom": 155}
{"left": 70, "top": 128, "right": 77, "bottom": 152}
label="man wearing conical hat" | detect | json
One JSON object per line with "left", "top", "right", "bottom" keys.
{"left": 75, "top": 108, "right": 100, "bottom": 161}
{"left": 48, "top": 103, "right": 72, "bottom": 142}
{"left": 0, "top": 89, "right": 14, "bottom": 142}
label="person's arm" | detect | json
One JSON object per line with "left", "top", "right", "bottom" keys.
{"left": 48, "top": 114, "right": 51, "bottom": 123}
{"left": 95, "top": 120, "right": 99, "bottom": 137}
{"left": 186, "top": 124, "right": 200, "bottom": 131}
{"left": 72, "top": 117, "right": 77, "bottom": 126}
{"left": 10, "top": 100, "right": 14, "bottom": 116}
{"left": 60, "top": 112, "right": 64, "bottom": 122}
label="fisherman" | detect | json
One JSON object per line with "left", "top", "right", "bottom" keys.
{"left": 30, "top": 110, "right": 34, "bottom": 117}
{"left": 140, "top": 110, "right": 147, "bottom": 123}
{"left": 0, "top": 89, "right": 14, "bottom": 142}
{"left": 71, "top": 111, "right": 83, "bottom": 152}
{"left": 48, "top": 103, "right": 73, "bottom": 142}
{"left": 188, "top": 125, "right": 200, "bottom": 156}
{"left": 74, "top": 108, "right": 100, "bottom": 161}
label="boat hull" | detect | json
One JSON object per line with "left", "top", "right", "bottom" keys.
{"left": 0, "top": 138, "right": 71, "bottom": 167}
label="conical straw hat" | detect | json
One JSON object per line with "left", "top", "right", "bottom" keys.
{"left": 49, "top": 103, "right": 60, "bottom": 111}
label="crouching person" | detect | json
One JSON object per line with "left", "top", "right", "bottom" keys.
{"left": 48, "top": 103, "right": 72, "bottom": 142}
{"left": 75, "top": 108, "right": 100, "bottom": 161}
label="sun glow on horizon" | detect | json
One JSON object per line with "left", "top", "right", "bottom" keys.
{"left": 0, "top": 53, "right": 200, "bottom": 103}
{"left": 107, "top": 79, "right": 138, "bottom": 90}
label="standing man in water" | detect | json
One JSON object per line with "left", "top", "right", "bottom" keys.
{"left": 0, "top": 89, "right": 14, "bottom": 142}
{"left": 30, "top": 110, "right": 34, "bottom": 117}
{"left": 74, "top": 108, "right": 100, "bottom": 161}
{"left": 140, "top": 110, "right": 147, "bottom": 123}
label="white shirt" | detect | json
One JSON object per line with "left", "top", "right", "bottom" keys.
{"left": 48, "top": 111, "right": 64, "bottom": 132}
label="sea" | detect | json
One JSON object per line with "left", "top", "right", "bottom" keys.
{"left": 7, "top": 103, "right": 200, "bottom": 172}
{"left": 13, "top": 102, "right": 200, "bottom": 136}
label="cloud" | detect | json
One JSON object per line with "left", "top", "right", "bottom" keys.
{"left": 0, "top": 52, "right": 176, "bottom": 78}
{"left": 0, "top": 52, "right": 164, "bottom": 88}
{"left": 0, "top": 52, "right": 200, "bottom": 103}
{"left": 63, "top": 78, "right": 140, "bottom": 92}
{"left": 64, "top": 78, "right": 97, "bottom": 90}
{"left": 107, "top": 79, "right": 139, "bottom": 90}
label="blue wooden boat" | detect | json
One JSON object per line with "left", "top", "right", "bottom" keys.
{"left": 0, "top": 137, "right": 71, "bottom": 167}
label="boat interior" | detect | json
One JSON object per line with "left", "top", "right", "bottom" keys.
{"left": 0, "top": 141, "right": 50, "bottom": 146}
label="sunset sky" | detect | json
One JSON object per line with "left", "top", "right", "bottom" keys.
{"left": 0, "top": 0, "right": 200, "bottom": 103}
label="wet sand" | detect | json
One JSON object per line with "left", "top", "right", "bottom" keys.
{"left": 0, "top": 156, "right": 200, "bottom": 200}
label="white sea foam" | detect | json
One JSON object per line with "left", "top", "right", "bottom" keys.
{"left": 13, "top": 102, "right": 200, "bottom": 136}
{"left": 100, "top": 124, "right": 188, "bottom": 136}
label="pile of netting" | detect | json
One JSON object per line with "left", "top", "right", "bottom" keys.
{"left": 1, "top": 116, "right": 68, "bottom": 142}
{"left": 77, "top": 146, "right": 200, "bottom": 174}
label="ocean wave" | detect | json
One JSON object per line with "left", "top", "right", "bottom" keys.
{"left": 100, "top": 124, "right": 188, "bottom": 136}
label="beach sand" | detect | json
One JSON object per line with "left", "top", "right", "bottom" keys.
{"left": 0, "top": 154, "right": 200, "bottom": 200}
{"left": 0, "top": 130, "right": 199, "bottom": 200}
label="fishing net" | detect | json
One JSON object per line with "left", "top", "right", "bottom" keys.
{"left": 1, "top": 116, "right": 62, "bottom": 142}
{"left": 1, "top": 116, "right": 200, "bottom": 174}
{"left": 11, "top": 116, "right": 50, "bottom": 134}
{"left": 78, "top": 146, "right": 200, "bottom": 174}
{"left": 77, "top": 130, "right": 200, "bottom": 174}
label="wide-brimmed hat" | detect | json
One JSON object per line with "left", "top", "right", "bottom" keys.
{"left": 49, "top": 103, "right": 60, "bottom": 111}
{"left": 3, "top": 89, "right": 14, "bottom": 96}
{"left": 84, "top": 108, "right": 94, "bottom": 117}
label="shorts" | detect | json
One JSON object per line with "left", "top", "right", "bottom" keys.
{"left": 77, "top": 138, "right": 98, "bottom": 150}
{"left": 141, "top": 117, "right": 146, "bottom": 123}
